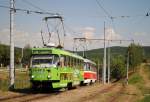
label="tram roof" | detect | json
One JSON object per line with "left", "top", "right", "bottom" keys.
{"left": 84, "top": 58, "right": 96, "bottom": 65}
{"left": 31, "top": 47, "right": 83, "bottom": 60}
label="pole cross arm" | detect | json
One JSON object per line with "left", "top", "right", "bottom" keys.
{"left": 44, "top": 15, "right": 63, "bottom": 21}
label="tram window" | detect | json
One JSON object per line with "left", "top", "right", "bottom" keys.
{"left": 69, "top": 57, "right": 72, "bottom": 67}
{"left": 53, "top": 55, "right": 59, "bottom": 64}
{"left": 31, "top": 54, "right": 59, "bottom": 68}
{"left": 74, "top": 58, "right": 77, "bottom": 67}
{"left": 60, "top": 57, "right": 64, "bottom": 67}
{"left": 64, "top": 56, "right": 67, "bottom": 66}
{"left": 66, "top": 56, "right": 69, "bottom": 67}
{"left": 77, "top": 59, "right": 79, "bottom": 65}
{"left": 64, "top": 56, "right": 69, "bottom": 67}
{"left": 74, "top": 58, "right": 76, "bottom": 66}
{"left": 78, "top": 59, "right": 80, "bottom": 67}
{"left": 72, "top": 58, "right": 74, "bottom": 67}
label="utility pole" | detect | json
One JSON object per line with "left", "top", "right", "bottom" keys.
{"left": 107, "top": 41, "right": 110, "bottom": 84}
{"left": 126, "top": 51, "right": 129, "bottom": 85}
{"left": 97, "top": 60, "right": 100, "bottom": 82}
{"left": 103, "top": 22, "right": 106, "bottom": 84}
{"left": 9, "top": 0, "right": 15, "bottom": 89}
{"left": 21, "top": 47, "right": 23, "bottom": 68}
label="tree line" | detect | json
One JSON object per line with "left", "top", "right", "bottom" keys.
{"left": 0, "top": 43, "right": 31, "bottom": 67}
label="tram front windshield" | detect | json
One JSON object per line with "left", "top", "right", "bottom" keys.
{"left": 31, "top": 54, "right": 59, "bottom": 68}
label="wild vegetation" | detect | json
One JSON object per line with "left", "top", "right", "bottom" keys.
{"left": 0, "top": 43, "right": 31, "bottom": 67}
{"left": 128, "top": 64, "right": 150, "bottom": 102}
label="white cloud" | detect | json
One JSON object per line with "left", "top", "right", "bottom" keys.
{"left": 133, "top": 32, "right": 147, "bottom": 36}
{"left": 0, "top": 28, "right": 42, "bottom": 47}
{"left": 105, "top": 27, "right": 122, "bottom": 40}
{"left": 81, "top": 27, "right": 95, "bottom": 39}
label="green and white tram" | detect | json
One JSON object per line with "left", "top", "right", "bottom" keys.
{"left": 29, "top": 47, "right": 84, "bottom": 89}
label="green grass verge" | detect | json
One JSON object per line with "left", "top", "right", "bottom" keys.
{"left": 139, "top": 95, "right": 150, "bottom": 102}
{"left": 139, "top": 64, "right": 150, "bottom": 102}
{"left": 132, "top": 64, "right": 150, "bottom": 102}
{"left": 144, "top": 64, "right": 150, "bottom": 80}
{"left": 0, "top": 69, "right": 30, "bottom": 91}
{"left": 129, "top": 73, "right": 144, "bottom": 85}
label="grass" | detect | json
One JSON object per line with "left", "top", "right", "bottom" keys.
{"left": 128, "top": 73, "right": 144, "bottom": 85}
{"left": 144, "top": 64, "right": 150, "bottom": 80}
{"left": 0, "top": 68, "right": 30, "bottom": 91}
{"left": 130, "top": 64, "right": 150, "bottom": 102}
{"left": 139, "top": 64, "right": 150, "bottom": 102}
{"left": 139, "top": 95, "right": 150, "bottom": 102}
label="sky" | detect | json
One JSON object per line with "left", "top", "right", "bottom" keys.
{"left": 0, "top": 0, "right": 150, "bottom": 50}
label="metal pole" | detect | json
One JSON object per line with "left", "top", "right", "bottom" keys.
{"left": 21, "top": 48, "right": 23, "bottom": 68}
{"left": 126, "top": 51, "right": 129, "bottom": 85}
{"left": 103, "top": 22, "right": 106, "bottom": 84}
{"left": 107, "top": 41, "right": 110, "bottom": 84}
{"left": 97, "top": 60, "right": 99, "bottom": 82}
{"left": 9, "top": 0, "right": 15, "bottom": 89}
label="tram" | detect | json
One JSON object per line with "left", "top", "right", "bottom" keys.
{"left": 83, "top": 59, "right": 97, "bottom": 85}
{"left": 29, "top": 46, "right": 84, "bottom": 89}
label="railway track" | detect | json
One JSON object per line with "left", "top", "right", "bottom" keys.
{"left": 0, "top": 90, "right": 60, "bottom": 102}
{"left": 0, "top": 85, "right": 91, "bottom": 102}
{"left": 76, "top": 83, "right": 117, "bottom": 102}
{"left": 109, "top": 85, "right": 125, "bottom": 102}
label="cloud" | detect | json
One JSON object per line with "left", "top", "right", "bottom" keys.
{"left": 81, "top": 27, "right": 95, "bottom": 39}
{"left": 133, "top": 32, "right": 147, "bottom": 36}
{"left": 0, "top": 28, "right": 42, "bottom": 47}
{"left": 105, "top": 27, "right": 122, "bottom": 40}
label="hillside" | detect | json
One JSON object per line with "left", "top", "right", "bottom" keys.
{"left": 0, "top": 43, "right": 150, "bottom": 66}
{"left": 77, "top": 46, "right": 150, "bottom": 62}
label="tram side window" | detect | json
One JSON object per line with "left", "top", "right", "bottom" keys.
{"left": 64, "top": 56, "right": 69, "bottom": 67}
{"left": 67, "top": 56, "right": 69, "bottom": 67}
{"left": 64, "top": 56, "right": 67, "bottom": 66}
{"left": 74, "top": 58, "right": 77, "bottom": 67}
{"left": 69, "top": 57, "right": 72, "bottom": 67}
{"left": 57, "top": 56, "right": 64, "bottom": 67}
{"left": 87, "top": 63, "right": 90, "bottom": 71}
{"left": 77, "top": 59, "right": 80, "bottom": 68}
{"left": 93, "top": 66, "right": 97, "bottom": 72}
{"left": 72, "top": 57, "right": 74, "bottom": 67}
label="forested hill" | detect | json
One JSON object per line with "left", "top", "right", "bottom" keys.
{"left": 0, "top": 43, "right": 150, "bottom": 66}
{"left": 77, "top": 46, "right": 150, "bottom": 62}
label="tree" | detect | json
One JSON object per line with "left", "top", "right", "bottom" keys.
{"left": 128, "top": 43, "right": 143, "bottom": 72}
{"left": 14, "top": 47, "right": 22, "bottom": 65}
{"left": 22, "top": 44, "right": 31, "bottom": 66}
{"left": 111, "top": 55, "right": 126, "bottom": 80}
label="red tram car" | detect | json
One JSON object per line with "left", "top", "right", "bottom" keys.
{"left": 83, "top": 59, "right": 97, "bottom": 84}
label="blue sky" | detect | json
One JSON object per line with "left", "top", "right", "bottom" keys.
{"left": 0, "top": 0, "right": 150, "bottom": 50}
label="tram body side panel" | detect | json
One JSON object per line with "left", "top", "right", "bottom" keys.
{"left": 83, "top": 71, "right": 97, "bottom": 84}
{"left": 30, "top": 67, "right": 83, "bottom": 88}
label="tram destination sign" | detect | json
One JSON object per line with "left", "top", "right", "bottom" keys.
{"left": 32, "top": 50, "right": 52, "bottom": 54}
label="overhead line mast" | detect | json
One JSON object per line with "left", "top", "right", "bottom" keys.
{"left": 9, "top": 0, "right": 15, "bottom": 90}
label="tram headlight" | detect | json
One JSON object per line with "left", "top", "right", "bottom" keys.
{"left": 31, "top": 75, "right": 34, "bottom": 78}
{"left": 47, "top": 75, "right": 51, "bottom": 79}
